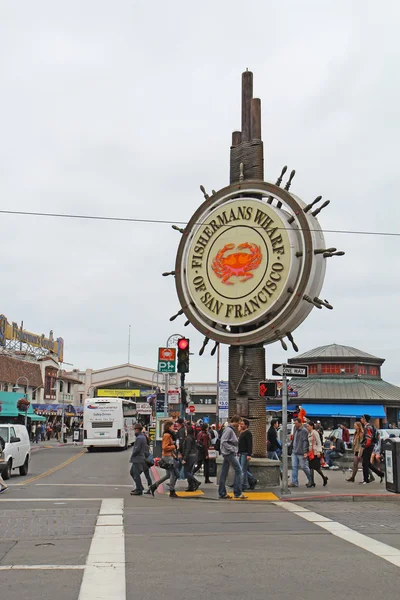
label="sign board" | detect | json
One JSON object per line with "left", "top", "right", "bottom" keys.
{"left": 189, "top": 405, "right": 195, "bottom": 413}
{"left": 219, "top": 408, "right": 229, "bottom": 420}
{"left": 218, "top": 381, "right": 229, "bottom": 409}
{"left": 168, "top": 390, "right": 180, "bottom": 405}
{"left": 272, "top": 364, "right": 308, "bottom": 378}
{"left": 0, "top": 314, "right": 64, "bottom": 361}
{"left": 276, "top": 381, "right": 298, "bottom": 397}
{"left": 136, "top": 402, "right": 152, "bottom": 415}
{"left": 158, "top": 347, "right": 176, "bottom": 373}
{"left": 97, "top": 389, "right": 141, "bottom": 398}
{"left": 259, "top": 381, "right": 277, "bottom": 398}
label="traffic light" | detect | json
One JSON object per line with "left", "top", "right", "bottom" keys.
{"left": 177, "top": 338, "right": 190, "bottom": 373}
{"left": 259, "top": 381, "right": 277, "bottom": 397}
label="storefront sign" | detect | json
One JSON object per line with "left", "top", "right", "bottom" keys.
{"left": 97, "top": 389, "right": 141, "bottom": 398}
{"left": 136, "top": 403, "right": 152, "bottom": 415}
{"left": 158, "top": 347, "right": 176, "bottom": 373}
{"left": 0, "top": 314, "right": 64, "bottom": 361}
{"left": 168, "top": 390, "right": 180, "bottom": 404}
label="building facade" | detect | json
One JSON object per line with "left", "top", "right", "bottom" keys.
{"left": 267, "top": 344, "right": 400, "bottom": 428}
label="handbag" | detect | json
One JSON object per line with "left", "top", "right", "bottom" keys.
{"left": 307, "top": 434, "right": 315, "bottom": 460}
{"left": 145, "top": 452, "right": 154, "bottom": 467}
{"left": 158, "top": 456, "right": 174, "bottom": 470}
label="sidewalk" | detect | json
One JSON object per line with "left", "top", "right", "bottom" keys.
{"left": 169, "top": 468, "right": 400, "bottom": 503}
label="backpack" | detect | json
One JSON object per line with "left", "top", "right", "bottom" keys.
{"left": 371, "top": 425, "right": 379, "bottom": 445}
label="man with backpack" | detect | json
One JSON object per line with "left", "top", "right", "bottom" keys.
{"left": 360, "top": 414, "right": 384, "bottom": 485}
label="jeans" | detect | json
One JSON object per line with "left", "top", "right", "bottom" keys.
{"left": 325, "top": 450, "right": 340, "bottom": 467}
{"left": 184, "top": 454, "right": 198, "bottom": 489}
{"left": 267, "top": 451, "right": 280, "bottom": 460}
{"left": 130, "top": 462, "right": 145, "bottom": 492}
{"left": 291, "top": 453, "right": 311, "bottom": 485}
{"left": 193, "top": 458, "right": 211, "bottom": 481}
{"left": 239, "top": 453, "right": 256, "bottom": 489}
{"left": 143, "top": 465, "right": 152, "bottom": 487}
{"left": 155, "top": 458, "right": 178, "bottom": 492}
{"left": 218, "top": 454, "right": 242, "bottom": 498}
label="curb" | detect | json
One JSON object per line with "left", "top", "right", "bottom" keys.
{"left": 281, "top": 493, "right": 400, "bottom": 503}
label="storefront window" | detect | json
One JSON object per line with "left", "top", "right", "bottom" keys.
{"left": 369, "top": 367, "right": 379, "bottom": 376}
{"left": 308, "top": 365, "right": 318, "bottom": 374}
{"left": 321, "top": 363, "right": 355, "bottom": 374}
{"left": 358, "top": 366, "right": 367, "bottom": 375}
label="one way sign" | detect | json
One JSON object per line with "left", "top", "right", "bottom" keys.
{"left": 272, "top": 363, "right": 308, "bottom": 378}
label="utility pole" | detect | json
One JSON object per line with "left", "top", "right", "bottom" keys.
{"left": 281, "top": 367, "right": 290, "bottom": 495}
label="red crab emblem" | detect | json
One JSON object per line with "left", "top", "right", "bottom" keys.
{"left": 211, "top": 242, "right": 262, "bottom": 285}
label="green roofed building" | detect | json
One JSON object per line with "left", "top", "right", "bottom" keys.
{"left": 267, "top": 344, "right": 400, "bottom": 428}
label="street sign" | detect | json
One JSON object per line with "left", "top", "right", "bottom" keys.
{"left": 259, "top": 381, "right": 277, "bottom": 397}
{"left": 168, "top": 390, "right": 180, "bottom": 404}
{"left": 272, "top": 363, "right": 308, "bottom": 378}
{"left": 136, "top": 402, "right": 152, "bottom": 415}
{"left": 219, "top": 408, "right": 228, "bottom": 420}
{"left": 189, "top": 405, "right": 195, "bottom": 413}
{"left": 158, "top": 347, "right": 176, "bottom": 373}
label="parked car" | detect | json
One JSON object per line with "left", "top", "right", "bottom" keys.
{"left": 0, "top": 424, "right": 30, "bottom": 479}
{"left": 378, "top": 429, "right": 400, "bottom": 441}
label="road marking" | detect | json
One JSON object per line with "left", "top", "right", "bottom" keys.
{"left": 0, "top": 565, "right": 85, "bottom": 571}
{"left": 175, "top": 490, "right": 204, "bottom": 497}
{"left": 0, "top": 498, "right": 105, "bottom": 502}
{"left": 36, "top": 483, "right": 132, "bottom": 487}
{"left": 274, "top": 501, "right": 400, "bottom": 569}
{"left": 78, "top": 498, "right": 126, "bottom": 600}
{"left": 20, "top": 450, "right": 86, "bottom": 486}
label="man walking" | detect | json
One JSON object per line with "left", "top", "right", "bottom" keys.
{"left": 360, "top": 414, "right": 384, "bottom": 485}
{"left": 238, "top": 419, "right": 257, "bottom": 490}
{"left": 130, "top": 424, "right": 148, "bottom": 496}
{"left": 267, "top": 419, "right": 281, "bottom": 460}
{"left": 218, "top": 415, "right": 247, "bottom": 500}
{"left": 289, "top": 417, "right": 313, "bottom": 488}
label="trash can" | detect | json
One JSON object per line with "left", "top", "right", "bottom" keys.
{"left": 383, "top": 438, "right": 400, "bottom": 493}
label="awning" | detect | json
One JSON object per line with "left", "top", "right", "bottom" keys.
{"left": 301, "top": 404, "right": 386, "bottom": 418}
{"left": 266, "top": 404, "right": 297, "bottom": 412}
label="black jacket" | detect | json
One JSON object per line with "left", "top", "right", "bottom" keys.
{"left": 238, "top": 429, "right": 253, "bottom": 455}
{"left": 182, "top": 435, "right": 197, "bottom": 460}
{"left": 176, "top": 426, "right": 186, "bottom": 454}
{"left": 130, "top": 433, "right": 148, "bottom": 464}
{"left": 267, "top": 426, "right": 279, "bottom": 452}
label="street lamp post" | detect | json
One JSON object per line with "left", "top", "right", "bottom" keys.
{"left": 13, "top": 376, "right": 30, "bottom": 429}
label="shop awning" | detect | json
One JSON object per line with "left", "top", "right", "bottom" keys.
{"left": 0, "top": 392, "right": 45, "bottom": 421}
{"left": 266, "top": 404, "right": 297, "bottom": 412}
{"left": 301, "top": 404, "right": 386, "bottom": 418}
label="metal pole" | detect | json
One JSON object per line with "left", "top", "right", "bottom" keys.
{"left": 61, "top": 391, "right": 65, "bottom": 443}
{"left": 281, "top": 367, "right": 290, "bottom": 495}
{"left": 216, "top": 343, "right": 220, "bottom": 423}
{"left": 164, "top": 373, "right": 169, "bottom": 417}
{"left": 128, "top": 325, "right": 131, "bottom": 364}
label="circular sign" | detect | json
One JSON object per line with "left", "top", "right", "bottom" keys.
{"left": 189, "top": 405, "right": 195, "bottom": 413}
{"left": 174, "top": 180, "right": 326, "bottom": 346}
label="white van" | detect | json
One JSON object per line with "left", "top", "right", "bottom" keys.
{"left": 0, "top": 424, "right": 31, "bottom": 479}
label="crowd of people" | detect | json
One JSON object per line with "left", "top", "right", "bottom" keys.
{"left": 129, "top": 415, "right": 258, "bottom": 499}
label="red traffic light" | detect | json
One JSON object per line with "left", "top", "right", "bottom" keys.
{"left": 177, "top": 338, "right": 189, "bottom": 350}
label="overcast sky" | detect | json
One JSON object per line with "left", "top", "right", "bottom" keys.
{"left": 1, "top": 1, "right": 399, "bottom": 387}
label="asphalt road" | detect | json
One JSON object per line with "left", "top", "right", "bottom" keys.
{"left": 1, "top": 442, "right": 400, "bottom": 600}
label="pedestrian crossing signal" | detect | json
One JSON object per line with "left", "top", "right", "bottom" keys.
{"left": 177, "top": 338, "right": 190, "bottom": 373}
{"left": 259, "top": 381, "right": 277, "bottom": 397}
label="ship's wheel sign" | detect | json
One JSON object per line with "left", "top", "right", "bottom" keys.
{"left": 171, "top": 180, "right": 342, "bottom": 347}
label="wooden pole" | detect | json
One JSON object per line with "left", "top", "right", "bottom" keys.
{"left": 232, "top": 131, "right": 242, "bottom": 147}
{"left": 251, "top": 98, "right": 262, "bottom": 140}
{"left": 241, "top": 70, "right": 253, "bottom": 142}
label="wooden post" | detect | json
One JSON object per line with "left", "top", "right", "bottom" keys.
{"left": 232, "top": 131, "right": 242, "bottom": 147}
{"left": 241, "top": 70, "right": 253, "bottom": 142}
{"left": 251, "top": 98, "right": 262, "bottom": 140}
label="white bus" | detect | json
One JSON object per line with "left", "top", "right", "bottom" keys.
{"left": 83, "top": 397, "right": 137, "bottom": 451}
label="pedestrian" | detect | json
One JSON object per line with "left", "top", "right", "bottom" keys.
{"left": 218, "top": 414, "right": 247, "bottom": 500}
{"left": 324, "top": 436, "right": 345, "bottom": 469}
{"left": 46, "top": 423, "right": 53, "bottom": 441}
{"left": 193, "top": 423, "right": 212, "bottom": 483}
{"left": 315, "top": 421, "right": 324, "bottom": 444}
{"left": 62, "top": 422, "right": 68, "bottom": 443}
{"left": 267, "top": 419, "right": 281, "bottom": 460}
{"left": 340, "top": 424, "right": 350, "bottom": 447}
{"left": 371, "top": 432, "right": 382, "bottom": 469}
{"left": 360, "top": 414, "right": 384, "bottom": 485}
{"left": 130, "top": 424, "right": 149, "bottom": 496}
{"left": 0, "top": 435, "right": 8, "bottom": 494}
{"left": 288, "top": 417, "right": 312, "bottom": 488}
{"left": 31, "top": 423, "right": 36, "bottom": 443}
{"left": 182, "top": 425, "right": 200, "bottom": 492}
{"left": 210, "top": 424, "right": 219, "bottom": 446}
{"left": 35, "top": 424, "right": 41, "bottom": 444}
{"left": 346, "top": 421, "right": 375, "bottom": 483}
{"left": 141, "top": 428, "right": 153, "bottom": 493}
{"left": 306, "top": 422, "right": 328, "bottom": 487}
{"left": 238, "top": 419, "right": 258, "bottom": 490}
{"left": 175, "top": 417, "right": 186, "bottom": 480}
{"left": 149, "top": 421, "right": 179, "bottom": 498}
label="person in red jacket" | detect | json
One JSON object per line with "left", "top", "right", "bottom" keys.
{"left": 340, "top": 424, "right": 350, "bottom": 445}
{"left": 192, "top": 423, "right": 212, "bottom": 483}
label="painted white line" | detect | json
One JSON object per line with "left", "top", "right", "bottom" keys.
{"left": 0, "top": 498, "right": 105, "bottom": 502}
{"left": 0, "top": 565, "right": 85, "bottom": 571}
{"left": 78, "top": 498, "right": 125, "bottom": 600}
{"left": 36, "top": 484, "right": 132, "bottom": 488}
{"left": 274, "top": 501, "right": 400, "bottom": 568}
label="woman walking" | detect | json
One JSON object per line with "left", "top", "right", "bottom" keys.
{"left": 193, "top": 423, "right": 212, "bottom": 483}
{"left": 182, "top": 425, "right": 201, "bottom": 492}
{"left": 306, "top": 422, "right": 328, "bottom": 488}
{"left": 346, "top": 421, "right": 375, "bottom": 483}
{"left": 149, "top": 421, "right": 179, "bottom": 498}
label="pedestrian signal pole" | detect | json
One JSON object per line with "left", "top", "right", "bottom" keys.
{"left": 281, "top": 368, "right": 290, "bottom": 495}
